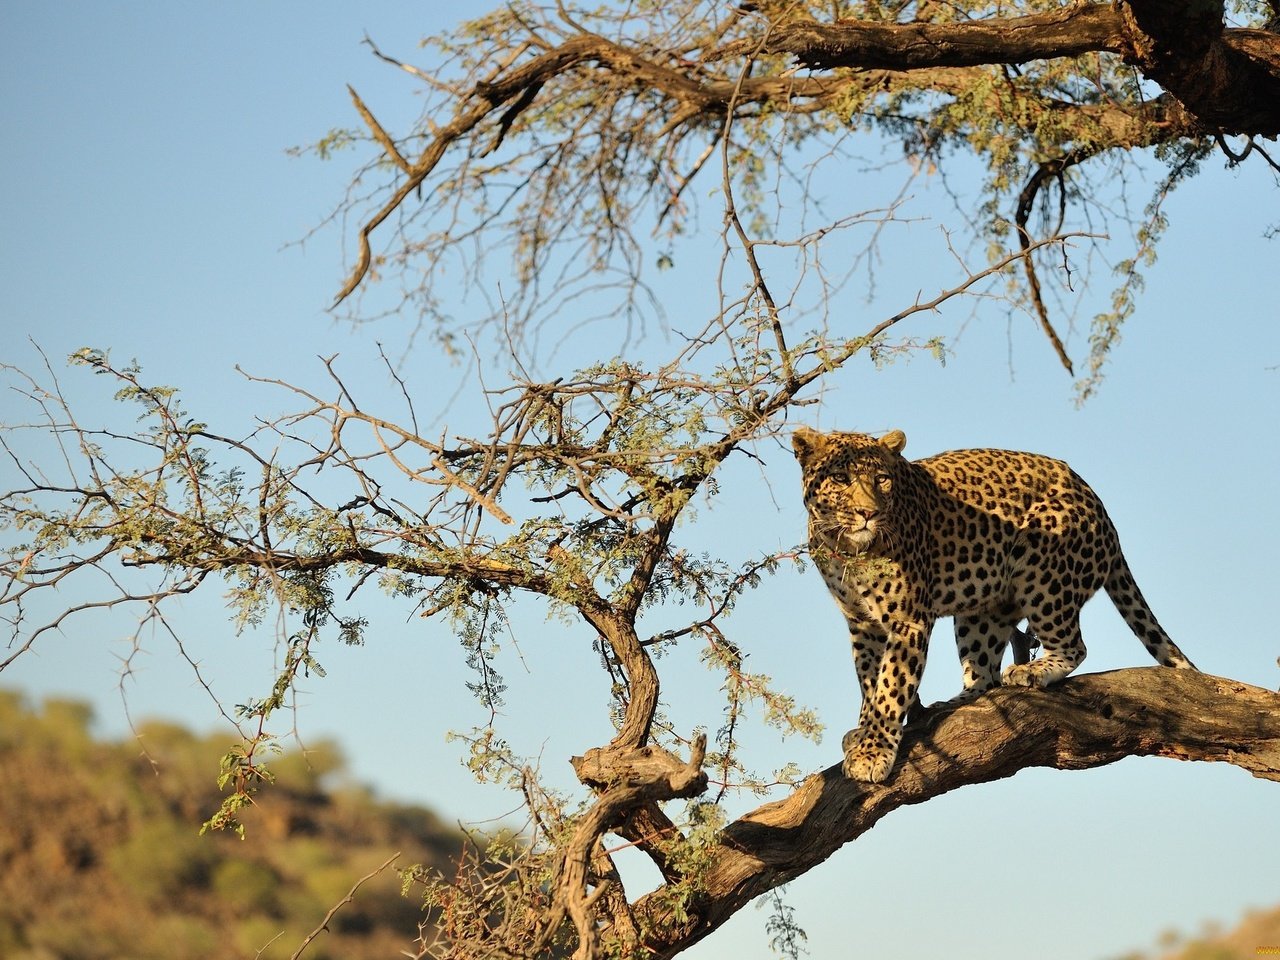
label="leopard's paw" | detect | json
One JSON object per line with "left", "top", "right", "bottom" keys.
{"left": 1000, "top": 662, "right": 1040, "bottom": 687}
{"left": 842, "top": 737, "right": 897, "bottom": 784}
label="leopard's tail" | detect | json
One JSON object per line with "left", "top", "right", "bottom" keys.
{"left": 1104, "top": 554, "right": 1197, "bottom": 670}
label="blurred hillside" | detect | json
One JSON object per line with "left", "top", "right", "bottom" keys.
{"left": 1111, "top": 904, "right": 1280, "bottom": 960}
{"left": 0, "top": 690, "right": 462, "bottom": 959}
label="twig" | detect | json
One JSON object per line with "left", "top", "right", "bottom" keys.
{"left": 348, "top": 85, "right": 412, "bottom": 174}
{"left": 289, "top": 852, "right": 402, "bottom": 960}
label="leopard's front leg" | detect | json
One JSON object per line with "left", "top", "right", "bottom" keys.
{"left": 841, "top": 622, "right": 888, "bottom": 758}
{"left": 842, "top": 618, "right": 932, "bottom": 784}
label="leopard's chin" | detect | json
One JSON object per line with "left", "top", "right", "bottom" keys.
{"left": 838, "top": 527, "right": 876, "bottom": 553}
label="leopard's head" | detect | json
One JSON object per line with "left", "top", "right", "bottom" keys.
{"left": 792, "top": 427, "right": 908, "bottom": 556}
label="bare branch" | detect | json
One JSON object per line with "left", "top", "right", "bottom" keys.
{"left": 289, "top": 852, "right": 401, "bottom": 960}
{"left": 347, "top": 84, "right": 412, "bottom": 174}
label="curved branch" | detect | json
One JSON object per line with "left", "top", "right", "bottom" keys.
{"left": 551, "top": 735, "right": 708, "bottom": 960}
{"left": 1015, "top": 151, "right": 1087, "bottom": 375}
{"left": 632, "top": 668, "right": 1280, "bottom": 957}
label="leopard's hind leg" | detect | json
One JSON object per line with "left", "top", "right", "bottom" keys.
{"left": 954, "top": 605, "right": 1022, "bottom": 697}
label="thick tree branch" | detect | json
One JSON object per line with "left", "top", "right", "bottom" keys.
{"left": 632, "top": 668, "right": 1280, "bottom": 957}
{"left": 1118, "top": 0, "right": 1280, "bottom": 134}
{"left": 737, "top": 3, "right": 1128, "bottom": 69}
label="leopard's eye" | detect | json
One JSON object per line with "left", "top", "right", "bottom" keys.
{"left": 874, "top": 473, "right": 893, "bottom": 490}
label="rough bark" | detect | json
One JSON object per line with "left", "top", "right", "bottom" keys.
{"left": 1118, "top": 0, "right": 1280, "bottom": 134}
{"left": 631, "top": 668, "right": 1280, "bottom": 958}
{"left": 740, "top": 3, "right": 1129, "bottom": 70}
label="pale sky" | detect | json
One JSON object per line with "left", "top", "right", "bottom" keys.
{"left": 2, "top": 4, "right": 1278, "bottom": 959}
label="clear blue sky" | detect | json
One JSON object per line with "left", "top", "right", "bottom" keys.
{"left": 2, "top": 4, "right": 1278, "bottom": 960}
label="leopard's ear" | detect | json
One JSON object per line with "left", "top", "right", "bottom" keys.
{"left": 791, "top": 427, "right": 827, "bottom": 466}
{"left": 879, "top": 429, "right": 907, "bottom": 455}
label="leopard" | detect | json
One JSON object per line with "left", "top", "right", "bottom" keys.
{"left": 792, "top": 426, "right": 1196, "bottom": 784}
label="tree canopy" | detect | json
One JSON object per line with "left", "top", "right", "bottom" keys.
{"left": 322, "top": 0, "right": 1280, "bottom": 395}
{"left": 3, "top": 2, "right": 1279, "bottom": 959}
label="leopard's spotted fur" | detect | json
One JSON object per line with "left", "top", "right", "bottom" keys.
{"left": 793, "top": 427, "right": 1195, "bottom": 784}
